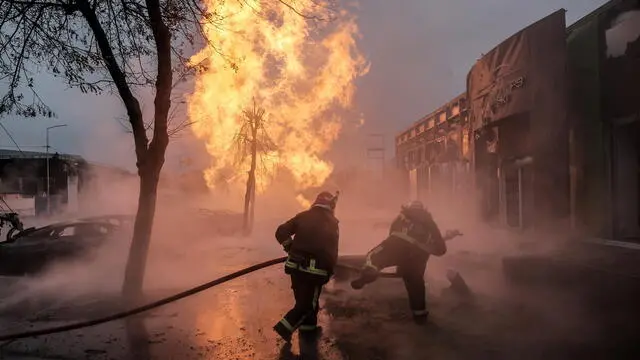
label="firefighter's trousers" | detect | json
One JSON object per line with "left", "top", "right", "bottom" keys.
{"left": 275, "top": 270, "right": 327, "bottom": 336}
{"left": 356, "top": 236, "right": 429, "bottom": 316}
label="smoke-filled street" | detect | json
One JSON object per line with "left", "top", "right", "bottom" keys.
{"left": 1, "top": 213, "right": 639, "bottom": 360}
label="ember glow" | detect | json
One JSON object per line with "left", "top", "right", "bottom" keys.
{"left": 187, "top": 0, "right": 369, "bottom": 205}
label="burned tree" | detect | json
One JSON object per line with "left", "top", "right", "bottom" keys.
{"left": 233, "top": 99, "right": 276, "bottom": 235}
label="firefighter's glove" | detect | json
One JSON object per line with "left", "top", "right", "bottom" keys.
{"left": 282, "top": 237, "right": 293, "bottom": 253}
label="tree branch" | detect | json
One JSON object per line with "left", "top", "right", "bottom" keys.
{"left": 144, "top": 0, "right": 172, "bottom": 172}
{"left": 75, "top": 0, "right": 147, "bottom": 166}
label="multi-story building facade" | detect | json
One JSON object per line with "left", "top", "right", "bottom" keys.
{"left": 395, "top": 94, "right": 472, "bottom": 206}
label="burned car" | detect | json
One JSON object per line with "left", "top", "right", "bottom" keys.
{"left": 0, "top": 214, "right": 134, "bottom": 276}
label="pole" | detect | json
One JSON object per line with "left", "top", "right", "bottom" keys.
{"left": 45, "top": 124, "right": 67, "bottom": 216}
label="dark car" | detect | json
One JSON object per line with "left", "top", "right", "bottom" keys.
{"left": 0, "top": 215, "right": 134, "bottom": 276}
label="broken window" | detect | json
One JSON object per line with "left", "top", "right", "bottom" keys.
{"left": 451, "top": 104, "right": 461, "bottom": 117}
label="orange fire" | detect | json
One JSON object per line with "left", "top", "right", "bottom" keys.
{"left": 187, "top": 0, "right": 369, "bottom": 205}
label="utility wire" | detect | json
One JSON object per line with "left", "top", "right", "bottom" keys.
{"left": 0, "top": 121, "right": 24, "bottom": 156}
{"left": 0, "top": 120, "right": 23, "bottom": 214}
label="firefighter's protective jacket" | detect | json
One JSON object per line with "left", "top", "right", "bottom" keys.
{"left": 388, "top": 207, "right": 447, "bottom": 256}
{"left": 275, "top": 205, "right": 340, "bottom": 276}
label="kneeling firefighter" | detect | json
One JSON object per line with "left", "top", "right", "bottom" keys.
{"left": 351, "top": 200, "right": 450, "bottom": 324}
{"left": 273, "top": 191, "right": 340, "bottom": 342}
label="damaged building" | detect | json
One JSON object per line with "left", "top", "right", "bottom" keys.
{"left": 395, "top": 94, "right": 472, "bottom": 205}
{"left": 396, "top": 0, "right": 639, "bottom": 241}
{"left": 468, "top": 9, "right": 570, "bottom": 231}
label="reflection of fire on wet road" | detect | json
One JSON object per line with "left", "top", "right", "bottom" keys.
{"left": 185, "top": 266, "right": 339, "bottom": 359}
{"left": 195, "top": 281, "right": 246, "bottom": 341}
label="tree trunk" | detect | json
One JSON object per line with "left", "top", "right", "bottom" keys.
{"left": 248, "top": 122, "right": 258, "bottom": 233}
{"left": 123, "top": 165, "right": 158, "bottom": 358}
{"left": 249, "top": 177, "right": 256, "bottom": 232}
{"left": 242, "top": 152, "right": 257, "bottom": 235}
{"left": 243, "top": 169, "right": 252, "bottom": 235}
{"left": 242, "top": 117, "right": 259, "bottom": 236}
{"left": 122, "top": 165, "right": 160, "bottom": 303}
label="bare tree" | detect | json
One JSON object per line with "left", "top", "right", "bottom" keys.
{"left": 0, "top": 0, "right": 229, "bottom": 305}
{"left": 233, "top": 98, "right": 277, "bottom": 235}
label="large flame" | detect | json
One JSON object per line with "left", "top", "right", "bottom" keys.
{"left": 187, "top": 0, "right": 369, "bottom": 203}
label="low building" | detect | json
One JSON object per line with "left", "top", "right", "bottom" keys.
{"left": 0, "top": 149, "right": 84, "bottom": 216}
{"left": 0, "top": 149, "right": 136, "bottom": 217}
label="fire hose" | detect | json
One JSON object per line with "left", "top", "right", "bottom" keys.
{"left": 0, "top": 256, "right": 392, "bottom": 343}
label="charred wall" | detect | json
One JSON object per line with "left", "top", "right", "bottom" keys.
{"left": 567, "top": 5, "right": 611, "bottom": 238}
{"left": 568, "top": 0, "right": 640, "bottom": 240}
{"left": 467, "top": 10, "right": 570, "bottom": 229}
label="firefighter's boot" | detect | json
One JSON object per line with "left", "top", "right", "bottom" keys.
{"left": 412, "top": 311, "right": 429, "bottom": 325}
{"left": 350, "top": 266, "right": 378, "bottom": 290}
{"left": 273, "top": 322, "right": 292, "bottom": 342}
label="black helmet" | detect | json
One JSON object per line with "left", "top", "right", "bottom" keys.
{"left": 401, "top": 200, "right": 424, "bottom": 211}
{"left": 312, "top": 191, "right": 339, "bottom": 211}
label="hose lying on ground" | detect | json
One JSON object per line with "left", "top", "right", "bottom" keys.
{"left": 0, "top": 256, "right": 385, "bottom": 342}
{"left": 0, "top": 256, "right": 286, "bottom": 342}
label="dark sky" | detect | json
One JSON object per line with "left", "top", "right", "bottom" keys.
{"left": 0, "top": 0, "right": 607, "bottom": 171}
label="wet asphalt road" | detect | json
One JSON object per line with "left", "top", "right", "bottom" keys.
{"left": 1, "top": 217, "right": 639, "bottom": 359}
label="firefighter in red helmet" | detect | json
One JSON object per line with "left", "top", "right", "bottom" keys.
{"left": 273, "top": 191, "right": 340, "bottom": 342}
{"left": 351, "top": 200, "right": 459, "bottom": 324}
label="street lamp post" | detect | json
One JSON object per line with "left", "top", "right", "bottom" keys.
{"left": 46, "top": 124, "right": 67, "bottom": 215}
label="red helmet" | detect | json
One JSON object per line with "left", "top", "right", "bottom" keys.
{"left": 313, "top": 191, "right": 339, "bottom": 211}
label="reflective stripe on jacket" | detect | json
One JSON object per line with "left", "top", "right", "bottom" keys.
{"left": 285, "top": 255, "right": 329, "bottom": 277}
